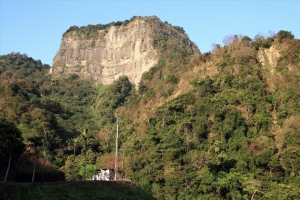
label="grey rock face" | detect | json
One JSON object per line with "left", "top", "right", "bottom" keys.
{"left": 51, "top": 18, "right": 158, "bottom": 86}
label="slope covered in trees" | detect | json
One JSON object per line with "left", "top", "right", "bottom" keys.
{"left": 0, "top": 19, "right": 299, "bottom": 199}
{"left": 117, "top": 30, "right": 300, "bottom": 199}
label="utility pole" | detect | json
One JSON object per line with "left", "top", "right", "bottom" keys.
{"left": 115, "top": 117, "right": 118, "bottom": 180}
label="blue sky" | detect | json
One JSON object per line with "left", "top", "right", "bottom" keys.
{"left": 1, "top": 1, "right": 299, "bottom": 65}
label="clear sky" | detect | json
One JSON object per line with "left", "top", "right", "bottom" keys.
{"left": 1, "top": 1, "right": 299, "bottom": 65}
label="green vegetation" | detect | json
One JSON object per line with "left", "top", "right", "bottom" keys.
{"left": 0, "top": 181, "right": 155, "bottom": 200}
{"left": 0, "top": 23, "right": 300, "bottom": 200}
{"left": 0, "top": 118, "right": 24, "bottom": 182}
{"left": 62, "top": 16, "right": 144, "bottom": 38}
{"left": 121, "top": 29, "right": 300, "bottom": 199}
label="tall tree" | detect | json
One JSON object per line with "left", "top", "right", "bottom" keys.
{"left": 79, "top": 128, "right": 93, "bottom": 180}
{"left": 67, "top": 137, "right": 80, "bottom": 180}
{"left": 0, "top": 118, "right": 24, "bottom": 182}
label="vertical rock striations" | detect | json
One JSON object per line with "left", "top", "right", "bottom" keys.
{"left": 51, "top": 17, "right": 159, "bottom": 86}
{"left": 50, "top": 16, "right": 199, "bottom": 86}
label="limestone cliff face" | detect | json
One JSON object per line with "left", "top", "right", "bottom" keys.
{"left": 50, "top": 17, "right": 159, "bottom": 86}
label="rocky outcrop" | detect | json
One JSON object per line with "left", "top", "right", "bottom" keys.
{"left": 50, "top": 17, "right": 159, "bottom": 86}
{"left": 258, "top": 46, "right": 281, "bottom": 70}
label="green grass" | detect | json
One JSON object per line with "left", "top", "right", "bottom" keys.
{"left": 0, "top": 181, "right": 155, "bottom": 200}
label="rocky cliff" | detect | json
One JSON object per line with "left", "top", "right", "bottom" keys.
{"left": 51, "top": 17, "right": 158, "bottom": 86}
{"left": 50, "top": 16, "right": 198, "bottom": 86}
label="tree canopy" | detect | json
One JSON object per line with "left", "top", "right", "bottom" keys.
{"left": 0, "top": 118, "right": 24, "bottom": 181}
{"left": 0, "top": 28, "right": 300, "bottom": 198}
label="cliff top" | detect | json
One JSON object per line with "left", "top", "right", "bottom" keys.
{"left": 51, "top": 15, "right": 199, "bottom": 86}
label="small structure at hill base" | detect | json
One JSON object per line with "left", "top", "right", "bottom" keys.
{"left": 92, "top": 169, "right": 114, "bottom": 181}
{"left": 92, "top": 169, "right": 125, "bottom": 181}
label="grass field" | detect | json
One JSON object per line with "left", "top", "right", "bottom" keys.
{"left": 0, "top": 180, "right": 155, "bottom": 200}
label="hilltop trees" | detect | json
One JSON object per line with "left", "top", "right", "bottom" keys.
{"left": 276, "top": 30, "right": 294, "bottom": 41}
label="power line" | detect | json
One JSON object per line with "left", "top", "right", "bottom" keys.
{"left": 115, "top": 117, "right": 118, "bottom": 180}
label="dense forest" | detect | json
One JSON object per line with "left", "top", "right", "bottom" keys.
{"left": 0, "top": 17, "right": 300, "bottom": 199}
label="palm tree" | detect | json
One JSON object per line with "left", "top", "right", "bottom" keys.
{"left": 79, "top": 128, "right": 94, "bottom": 180}
{"left": 67, "top": 137, "right": 80, "bottom": 180}
{"left": 67, "top": 137, "right": 81, "bottom": 156}
{"left": 26, "top": 134, "right": 44, "bottom": 183}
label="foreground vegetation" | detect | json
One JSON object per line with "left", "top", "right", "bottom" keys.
{"left": 0, "top": 16, "right": 300, "bottom": 199}
{"left": 0, "top": 181, "right": 155, "bottom": 200}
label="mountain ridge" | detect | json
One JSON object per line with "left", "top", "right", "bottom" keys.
{"left": 0, "top": 17, "right": 300, "bottom": 199}
{"left": 50, "top": 16, "right": 199, "bottom": 87}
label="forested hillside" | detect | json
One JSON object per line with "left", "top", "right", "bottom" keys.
{"left": 0, "top": 18, "right": 300, "bottom": 199}
{"left": 117, "top": 30, "right": 300, "bottom": 199}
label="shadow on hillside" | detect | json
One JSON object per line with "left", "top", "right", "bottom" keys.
{"left": 0, "top": 180, "right": 156, "bottom": 200}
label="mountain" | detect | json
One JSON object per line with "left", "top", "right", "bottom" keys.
{"left": 1, "top": 16, "right": 300, "bottom": 199}
{"left": 51, "top": 16, "right": 199, "bottom": 86}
